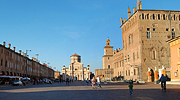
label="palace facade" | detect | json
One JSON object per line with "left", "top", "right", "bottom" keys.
{"left": 96, "top": 0, "right": 180, "bottom": 81}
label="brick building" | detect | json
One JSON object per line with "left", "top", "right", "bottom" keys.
{"left": 0, "top": 41, "right": 54, "bottom": 80}
{"left": 97, "top": 0, "right": 180, "bottom": 82}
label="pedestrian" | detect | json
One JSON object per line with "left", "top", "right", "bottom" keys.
{"left": 129, "top": 82, "right": 133, "bottom": 95}
{"left": 92, "top": 77, "right": 96, "bottom": 89}
{"left": 66, "top": 78, "right": 69, "bottom": 85}
{"left": 86, "top": 78, "right": 89, "bottom": 86}
{"left": 159, "top": 74, "right": 167, "bottom": 92}
{"left": 96, "top": 76, "right": 102, "bottom": 88}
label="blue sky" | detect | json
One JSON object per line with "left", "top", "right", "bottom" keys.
{"left": 0, "top": 0, "right": 179, "bottom": 73}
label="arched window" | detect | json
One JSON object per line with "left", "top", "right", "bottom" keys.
{"left": 174, "top": 14, "right": 176, "bottom": 20}
{"left": 158, "top": 14, "right": 160, "bottom": 20}
{"left": 151, "top": 48, "right": 156, "bottom": 60}
{"left": 153, "top": 14, "right": 155, "bottom": 20}
{"left": 128, "top": 55, "right": 130, "bottom": 61}
{"left": 172, "top": 28, "right": 175, "bottom": 39}
{"left": 142, "top": 13, "right": 144, "bottom": 19}
{"left": 163, "top": 14, "right": 166, "bottom": 20}
{"left": 147, "top": 14, "right": 149, "bottom": 19}
{"left": 108, "top": 65, "right": 110, "bottom": 69}
{"left": 161, "top": 48, "right": 166, "bottom": 57}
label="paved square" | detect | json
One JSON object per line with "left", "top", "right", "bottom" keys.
{"left": 0, "top": 81, "right": 180, "bottom": 100}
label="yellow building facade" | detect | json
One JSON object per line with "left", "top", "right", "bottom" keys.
{"left": 167, "top": 36, "right": 180, "bottom": 81}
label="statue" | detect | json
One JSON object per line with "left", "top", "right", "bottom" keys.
{"left": 162, "top": 65, "right": 164, "bottom": 69}
{"left": 155, "top": 67, "right": 157, "bottom": 71}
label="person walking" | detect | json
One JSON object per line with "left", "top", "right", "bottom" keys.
{"left": 129, "top": 82, "right": 133, "bottom": 95}
{"left": 96, "top": 76, "right": 102, "bottom": 88}
{"left": 159, "top": 74, "right": 167, "bottom": 92}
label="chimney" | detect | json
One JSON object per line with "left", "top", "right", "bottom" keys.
{"left": 128, "top": 6, "right": 131, "bottom": 18}
{"left": 13, "top": 47, "right": 15, "bottom": 51}
{"left": 8, "top": 44, "right": 11, "bottom": 48}
{"left": 133, "top": 7, "right": 136, "bottom": 13}
{"left": 123, "top": 18, "right": 126, "bottom": 23}
{"left": 120, "top": 17, "right": 123, "bottom": 25}
{"left": 119, "top": 48, "right": 120, "bottom": 50}
{"left": 137, "top": 0, "right": 140, "bottom": 10}
{"left": 3, "top": 41, "right": 5, "bottom": 46}
{"left": 19, "top": 50, "right": 22, "bottom": 54}
{"left": 139, "top": 1, "right": 142, "bottom": 10}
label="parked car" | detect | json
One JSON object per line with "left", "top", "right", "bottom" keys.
{"left": 12, "top": 80, "right": 23, "bottom": 86}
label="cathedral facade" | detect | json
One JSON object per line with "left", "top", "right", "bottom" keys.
{"left": 61, "top": 53, "right": 90, "bottom": 81}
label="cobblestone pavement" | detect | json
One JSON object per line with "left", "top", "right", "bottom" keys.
{"left": 0, "top": 81, "right": 180, "bottom": 100}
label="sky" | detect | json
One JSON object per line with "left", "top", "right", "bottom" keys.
{"left": 0, "top": 0, "right": 179, "bottom": 73}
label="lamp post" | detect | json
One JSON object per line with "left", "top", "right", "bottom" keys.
{"left": 26, "top": 50, "right": 31, "bottom": 77}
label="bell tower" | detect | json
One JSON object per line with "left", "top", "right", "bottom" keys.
{"left": 104, "top": 38, "right": 113, "bottom": 56}
{"left": 102, "top": 38, "right": 113, "bottom": 69}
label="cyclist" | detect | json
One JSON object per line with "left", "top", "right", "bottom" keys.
{"left": 159, "top": 74, "right": 167, "bottom": 92}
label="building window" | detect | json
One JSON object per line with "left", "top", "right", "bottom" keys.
{"left": 128, "top": 55, "right": 130, "bottom": 62}
{"left": 147, "top": 31, "right": 151, "bottom": 39}
{"left": 5, "top": 61, "right": 7, "bottom": 67}
{"left": 158, "top": 14, "right": 160, "bottom": 20}
{"left": 147, "top": 14, "right": 149, "bottom": 19}
{"left": 125, "top": 56, "right": 127, "bottom": 62}
{"left": 129, "top": 35, "right": 131, "bottom": 44}
{"left": 133, "top": 53, "right": 135, "bottom": 60}
{"left": 153, "top": 28, "right": 155, "bottom": 31}
{"left": 108, "top": 65, "right": 110, "bottom": 69}
{"left": 172, "top": 28, "right": 175, "bottom": 39}
{"left": 1, "top": 49, "right": 3, "bottom": 54}
{"left": 128, "top": 70, "right": 130, "bottom": 76}
{"left": 131, "top": 35, "right": 133, "bottom": 43}
{"left": 174, "top": 14, "right": 176, "bottom": 20}
{"left": 179, "top": 15, "right": 180, "bottom": 21}
{"left": 153, "top": 14, "right": 155, "bottom": 20}
{"left": 163, "top": 14, "right": 166, "bottom": 20}
{"left": 134, "top": 69, "right": 136, "bottom": 75}
{"left": 152, "top": 50, "right": 156, "bottom": 60}
{"left": 1, "top": 59, "right": 3, "bottom": 66}
{"left": 161, "top": 48, "right": 166, "bottom": 57}
{"left": 126, "top": 70, "right": 127, "bottom": 76}
{"left": 142, "top": 13, "right": 144, "bottom": 19}
{"left": 166, "top": 28, "right": 169, "bottom": 31}
{"left": 137, "top": 52, "right": 139, "bottom": 59}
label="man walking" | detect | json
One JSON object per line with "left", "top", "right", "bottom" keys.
{"left": 159, "top": 74, "right": 167, "bottom": 92}
{"left": 96, "top": 76, "right": 102, "bottom": 89}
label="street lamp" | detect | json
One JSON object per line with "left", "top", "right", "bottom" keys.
{"left": 26, "top": 50, "right": 31, "bottom": 77}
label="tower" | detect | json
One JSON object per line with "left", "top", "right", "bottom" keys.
{"left": 102, "top": 38, "right": 113, "bottom": 69}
